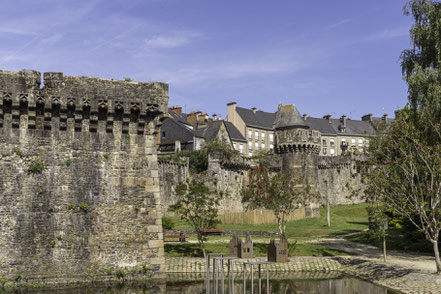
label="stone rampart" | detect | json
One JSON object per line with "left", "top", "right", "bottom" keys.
{"left": 0, "top": 69, "right": 168, "bottom": 281}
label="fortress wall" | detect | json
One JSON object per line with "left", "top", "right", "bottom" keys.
{"left": 0, "top": 69, "right": 168, "bottom": 280}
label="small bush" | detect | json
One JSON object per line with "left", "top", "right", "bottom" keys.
{"left": 15, "top": 149, "right": 22, "bottom": 156}
{"left": 123, "top": 77, "right": 133, "bottom": 82}
{"left": 79, "top": 203, "right": 89, "bottom": 212}
{"left": 162, "top": 216, "right": 174, "bottom": 230}
{"left": 65, "top": 159, "right": 71, "bottom": 167}
{"left": 67, "top": 204, "right": 75, "bottom": 210}
{"left": 115, "top": 269, "right": 126, "bottom": 279}
{"left": 27, "top": 161, "right": 44, "bottom": 174}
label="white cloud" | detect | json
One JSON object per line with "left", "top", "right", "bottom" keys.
{"left": 364, "top": 27, "right": 409, "bottom": 42}
{"left": 325, "top": 18, "right": 353, "bottom": 30}
{"left": 144, "top": 31, "right": 202, "bottom": 49}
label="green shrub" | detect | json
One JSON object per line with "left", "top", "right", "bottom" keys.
{"left": 123, "top": 77, "right": 133, "bottom": 82}
{"left": 65, "top": 159, "right": 71, "bottom": 167}
{"left": 27, "top": 161, "right": 44, "bottom": 174}
{"left": 50, "top": 240, "right": 55, "bottom": 248}
{"left": 115, "top": 269, "right": 126, "bottom": 279}
{"left": 67, "top": 204, "right": 75, "bottom": 210}
{"left": 162, "top": 216, "right": 174, "bottom": 230}
{"left": 15, "top": 149, "right": 22, "bottom": 156}
{"left": 79, "top": 203, "right": 89, "bottom": 212}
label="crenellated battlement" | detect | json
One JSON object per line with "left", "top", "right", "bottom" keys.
{"left": 0, "top": 69, "right": 168, "bottom": 134}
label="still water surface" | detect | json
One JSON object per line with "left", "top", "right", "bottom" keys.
{"left": 32, "top": 276, "right": 398, "bottom": 293}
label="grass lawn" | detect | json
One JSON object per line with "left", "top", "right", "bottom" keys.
{"left": 164, "top": 204, "right": 368, "bottom": 257}
{"left": 167, "top": 203, "right": 369, "bottom": 240}
{"left": 165, "top": 242, "right": 349, "bottom": 257}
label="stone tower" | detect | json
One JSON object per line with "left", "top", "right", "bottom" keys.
{"left": 273, "top": 103, "right": 321, "bottom": 217}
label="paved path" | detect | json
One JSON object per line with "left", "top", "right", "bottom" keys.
{"left": 312, "top": 233, "right": 437, "bottom": 274}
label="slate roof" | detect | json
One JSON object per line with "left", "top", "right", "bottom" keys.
{"left": 225, "top": 121, "right": 247, "bottom": 142}
{"left": 329, "top": 118, "right": 377, "bottom": 136}
{"left": 236, "top": 106, "right": 276, "bottom": 130}
{"left": 160, "top": 117, "right": 194, "bottom": 144}
{"left": 168, "top": 109, "right": 192, "bottom": 126}
{"left": 273, "top": 104, "right": 308, "bottom": 129}
{"left": 304, "top": 117, "right": 337, "bottom": 135}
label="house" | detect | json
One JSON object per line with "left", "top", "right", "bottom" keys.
{"left": 158, "top": 106, "right": 246, "bottom": 154}
{"left": 226, "top": 102, "right": 276, "bottom": 156}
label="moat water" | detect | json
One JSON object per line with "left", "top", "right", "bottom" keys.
{"left": 29, "top": 276, "right": 398, "bottom": 293}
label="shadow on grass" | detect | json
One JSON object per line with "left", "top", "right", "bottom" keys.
{"left": 346, "top": 221, "right": 369, "bottom": 225}
{"left": 165, "top": 244, "right": 203, "bottom": 257}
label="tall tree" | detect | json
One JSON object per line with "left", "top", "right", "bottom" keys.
{"left": 242, "top": 168, "right": 317, "bottom": 239}
{"left": 170, "top": 180, "right": 220, "bottom": 258}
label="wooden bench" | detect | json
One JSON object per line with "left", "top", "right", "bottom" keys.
{"left": 201, "top": 228, "right": 224, "bottom": 236}
{"left": 164, "top": 231, "right": 187, "bottom": 242}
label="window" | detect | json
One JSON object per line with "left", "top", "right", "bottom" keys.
{"left": 255, "top": 142, "right": 259, "bottom": 150}
{"left": 233, "top": 143, "right": 236, "bottom": 150}
{"left": 239, "top": 144, "right": 243, "bottom": 153}
{"left": 248, "top": 141, "right": 252, "bottom": 150}
{"left": 330, "top": 139, "right": 335, "bottom": 148}
{"left": 322, "top": 139, "right": 327, "bottom": 146}
{"left": 262, "top": 143, "right": 265, "bottom": 149}
{"left": 248, "top": 129, "right": 252, "bottom": 139}
{"left": 270, "top": 144, "right": 274, "bottom": 151}
{"left": 249, "top": 152, "right": 252, "bottom": 156}
{"left": 342, "top": 138, "right": 346, "bottom": 144}
{"left": 261, "top": 132, "right": 265, "bottom": 141}
{"left": 358, "top": 138, "right": 363, "bottom": 147}
{"left": 255, "top": 131, "right": 259, "bottom": 141}
{"left": 330, "top": 149, "right": 335, "bottom": 156}
{"left": 269, "top": 133, "right": 274, "bottom": 142}
{"left": 322, "top": 147, "right": 327, "bottom": 155}
{"left": 162, "top": 131, "right": 166, "bottom": 139}
{"left": 351, "top": 138, "right": 356, "bottom": 146}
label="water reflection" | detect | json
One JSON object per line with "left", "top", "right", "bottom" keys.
{"left": 28, "top": 274, "right": 398, "bottom": 294}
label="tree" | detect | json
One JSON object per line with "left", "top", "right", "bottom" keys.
{"left": 366, "top": 115, "right": 441, "bottom": 273}
{"left": 170, "top": 180, "right": 220, "bottom": 258}
{"left": 242, "top": 168, "right": 318, "bottom": 239}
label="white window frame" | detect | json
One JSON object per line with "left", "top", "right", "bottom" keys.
{"left": 261, "top": 143, "right": 265, "bottom": 149}
{"left": 248, "top": 129, "right": 252, "bottom": 139}
{"left": 239, "top": 144, "right": 243, "bottom": 153}
{"left": 255, "top": 131, "right": 259, "bottom": 141}
{"left": 269, "top": 133, "right": 274, "bottom": 142}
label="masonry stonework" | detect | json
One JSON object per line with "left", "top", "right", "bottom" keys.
{"left": 0, "top": 69, "right": 168, "bottom": 281}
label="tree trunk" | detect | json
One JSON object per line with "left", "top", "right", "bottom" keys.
{"left": 383, "top": 235, "right": 387, "bottom": 263}
{"left": 197, "top": 232, "right": 207, "bottom": 258}
{"left": 432, "top": 240, "right": 441, "bottom": 274}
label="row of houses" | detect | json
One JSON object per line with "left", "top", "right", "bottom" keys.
{"left": 157, "top": 102, "right": 392, "bottom": 156}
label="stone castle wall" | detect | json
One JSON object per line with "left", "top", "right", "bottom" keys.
{"left": 0, "top": 69, "right": 168, "bottom": 281}
{"left": 158, "top": 158, "right": 189, "bottom": 214}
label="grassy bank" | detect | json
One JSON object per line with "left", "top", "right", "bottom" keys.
{"left": 164, "top": 204, "right": 368, "bottom": 257}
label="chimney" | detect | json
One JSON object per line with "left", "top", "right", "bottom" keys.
{"left": 303, "top": 114, "right": 307, "bottom": 121}
{"left": 382, "top": 113, "right": 388, "bottom": 122}
{"left": 323, "top": 114, "right": 331, "bottom": 123}
{"left": 252, "top": 107, "right": 256, "bottom": 114}
{"left": 340, "top": 115, "right": 347, "bottom": 128}
{"left": 169, "top": 106, "right": 182, "bottom": 115}
{"left": 213, "top": 113, "right": 217, "bottom": 121}
{"left": 361, "top": 113, "right": 372, "bottom": 122}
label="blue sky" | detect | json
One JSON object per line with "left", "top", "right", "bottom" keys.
{"left": 0, "top": 0, "right": 412, "bottom": 119}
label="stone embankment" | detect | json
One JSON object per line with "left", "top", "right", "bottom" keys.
{"left": 165, "top": 256, "right": 441, "bottom": 293}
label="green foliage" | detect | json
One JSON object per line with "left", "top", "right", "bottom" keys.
{"left": 123, "top": 77, "right": 133, "bottom": 82}
{"left": 67, "top": 204, "right": 75, "bottom": 210}
{"left": 106, "top": 268, "right": 112, "bottom": 275}
{"left": 242, "top": 168, "right": 319, "bottom": 238}
{"left": 141, "top": 265, "right": 151, "bottom": 275}
{"left": 38, "top": 189, "right": 44, "bottom": 194}
{"left": 79, "top": 203, "right": 89, "bottom": 212}
{"left": 14, "top": 149, "right": 22, "bottom": 156}
{"left": 14, "top": 274, "right": 21, "bottom": 282}
{"left": 249, "top": 149, "right": 281, "bottom": 167}
{"left": 164, "top": 138, "right": 235, "bottom": 174}
{"left": 103, "top": 152, "right": 109, "bottom": 159}
{"left": 133, "top": 205, "right": 140, "bottom": 212}
{"left": 50, "top": 240, "right": 55, "bottom": 248}
{"left": 27, "top": 161, "right": 44, "bottom": 174}
{"left": 65, "top": 159, "right": 71, "bottom": 167}
{"left": 56, "top": 234, "right": 62, "bottom": 240}
{"left": 170, "top": 180, "right": 220, "bottom": 257}
{"left": 162, "top": 216, "right": 175, "bottom": 230}
{"left": 115, "top": 269, "right": 126, "bottom": 279}
{"left": 48, "top": 206, "right": 54, "bottom": 213}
